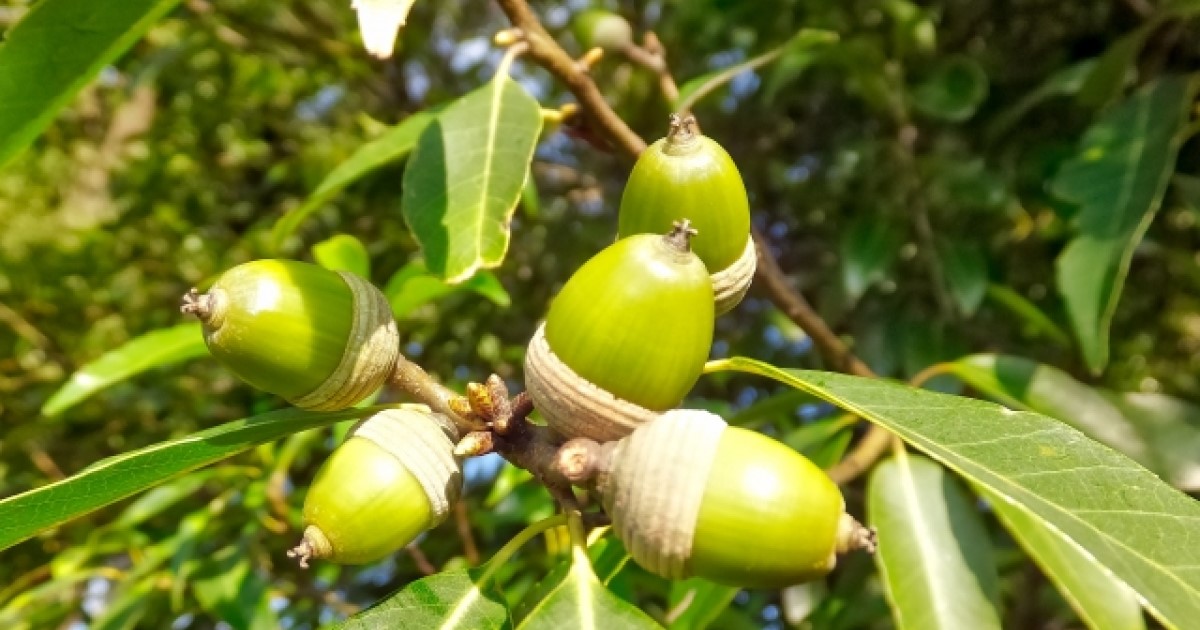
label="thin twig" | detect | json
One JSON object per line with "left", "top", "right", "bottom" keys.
{"left": 455, "top": 501, "right": 481, "bottom": 565}
{"left": 406, "top": 544, "right": 437, "bottom": 575}
{"left": 620, "top": 32, "right": 679, "bottom": 105}
{"left": 495, "top": 0, "right": 647, "bottom": 157}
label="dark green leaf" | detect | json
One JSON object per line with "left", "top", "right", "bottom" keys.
{"left": 983, "top": 285, "right": 1071, "bottom": 346}
{"left": 869, "top": 454, "right": 1001, "bottom": 630}
{"left": 706, "top": 357, "right": 1200, "bottom": 629}
{"left": 0, "top": 0, "right": 181, "bottom": 168}
{"left": 0, "top": 405, "right": 384, "bottom": 551}
{"left": 312, "top": 233, "right": 371, "bottom": 278}
{"left": 402, "top": 77, "right": 542, "bottom": 282}
{"left": 336, "top": 568, "right": 511, "bottom": 629}
{"left": 1054, "top": 75, "right": 1195, "bottom": 372}
{"left": 270, "top": 111, "right": 436, "bottom": 251}
{"left": 840, "top": 218, "right": 902, "bottom": 302}
{"left": 987, "top": 60, "right": 1096, "bottom": 140}
{"left": 910, "top": 56, "right": 989, "bottom": 122}
{"left": 41, "top": 324, "right": 208, "bottom": 418}
{"left": 937, "top": 241, "right": 988, "bottom": 316}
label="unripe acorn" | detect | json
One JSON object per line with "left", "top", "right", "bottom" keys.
{"left": 288, "top": 406, "right": 462, "bottom": 567}
{"left": 618, "top": 115, "right": 756, "bottom": 314}
{"left": 578, "top": 410, "right": 874, "bottom": 588}
{"left": 181, "top": 259, "right": 399, "bottom": 411}
{"left": 525, "top": 223, "right": 714, "bottom": 442}
{"left": 573, "top": 9, "right": 634, "bottom": 53}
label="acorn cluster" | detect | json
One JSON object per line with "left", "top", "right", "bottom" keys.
{"left": 181, "top": 115, "right": 872, "bottom": 586}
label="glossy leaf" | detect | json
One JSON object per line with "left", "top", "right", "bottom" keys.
{"left": 706, "top": 357, "right": 1200, "bottom": 629}
{"left": 937, "top": 241, "right": 987, "bottom": 316}
{"left": 0, "top": 405, "right": 385, "bottom": 551}
{"left": 335, "top": 568, "right": 510, "bottom": 629}
{"left": 1053, "top": 75, "right": 1195, "bottom": 373}
{"left": 41, "top": 323, "right": 208, "bottom": 418}
{"left": 384, "top": 260, "right": 511, "bottom": 319}
{"left": 516, "top": 543, "right": 659, "bottom": 630}
{"left": 270, "top": 111, "right": 436, "bottom": 250}
{"left": 982, "top": 486, "right": 1145, "bottom": 630}
{"left": 942, "top": 354, "right": 1152, "bottom": 466}
{"left": 402, "top": 77, "right": 542, "bottom": 282}
{"left": 312, "top": 233, "right": 371, "bottom": 278}
{"left": 869, "top": 453, "right": 1001, "bottom": 630}
{"left": 0, "top": 0, "right": 181, "bottom": 168}
{"left": 910, "top": 56, "right": 989, "bottom": 122}
{"left": 666, "top": 578, "right": 739, "bottom": 630}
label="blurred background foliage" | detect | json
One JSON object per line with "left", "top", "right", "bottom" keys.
{"left": 1, "top": 0, "right": 1198, "bottom": 627}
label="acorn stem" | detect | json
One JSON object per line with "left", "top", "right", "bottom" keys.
{"left": 666, "top": 113, "right": 698, "bottom": 147}
{"left": 179, "top": 288, "right": 213, "bottom": 323}
{"left": 835, "top": 512, "right": 878, "bottom": 555}
{"left": 663, "top": 219, "right": 699, "bottom": 253}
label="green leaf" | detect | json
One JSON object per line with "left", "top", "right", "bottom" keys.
{"left": 1076, "top": 17, "right": 1169, "bottom": 108}
{"left": 987, "top": 60, "right": 1096, "bottom": 141}
{"left": 41, "top": 323, "right": 208, "bottom": 418}
{"left": 402, "top": 77, "right": 542, "bottom": 282}
{"left": 665, "top": 578, "right": 739, "bottom": 630}
{"left": 384, "top": 260, "right": 512, "bottom": 319}
{"left": 983, "top": 284, "right": 1071, "bottom": 347}
{"left": 1053, "top": 75, "right": 1195, "bottom": 373}
{"left": 1103, "top": 392, "right": 1200, "bottom": 492}
{"left": 312, "top": 233, "right": 371, "bottom": 278}
{"left": 192, "top": 546, "right": 278, "bottom": 630}
{"left": 677, "top": 29, "right": 838, "bottom": 112}
{"left": 334, "top": 569, "right": 511, "bottom": 629}
{"left": 89, "top": 578, "right": 155, "bottom": 630}
{"left": 706, "top": 357, "right": 1200, "bottom": 629}
{"left": 942, "top": 354, "right": 1152, "bottom": 466}
{"left": 0, "top": 0, "right": 181, "bottom": 168}
{"left": 516, "top": 544, "right": 660, "bottom": 629}
{"left": 840, "top": 218, "right": 902, "bottom": 302}
{"left": 782, "top": 415, "right": 856, "bottom": 469}
{"left": 937, "top": 241, "right": 987, "bottom": 316}
{"left": 0, "top": 405, "right": 384, "bottom": 551}
{"left": 270, "top": 111, "right": 436, "bottom": 251}
{"left": 982, "top": 485, "right": 1145, "bottom": 630}
{"left": 869, "top": 453, "right": 1001, "bottom": 630}
{"left": 910, "top": 56, "right": 989, "bottom": 123}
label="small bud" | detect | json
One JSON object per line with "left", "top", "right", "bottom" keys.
{"left": 352, "top": 0, "right": 417, "bottom": 59}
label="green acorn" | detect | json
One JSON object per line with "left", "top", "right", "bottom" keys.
{"left": 618, "top": 115, "right": 756, "bottom": 314}
{"left": 182, "top": 259, "right": 398, "bottom": 410}
{"left": 573, "top": 9, "right": 634, "bottom": 53}
{"left": 594, "top": 410, "right": 875, "bottom": 588}
{"left": 289, "top": 406, "right": 462, "bottom": 567}
{"left": 525, "top": 223, "right": 714, "bottom": 442}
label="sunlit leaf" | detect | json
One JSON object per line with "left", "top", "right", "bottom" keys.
{"left": 41, "top": 324, "right": 208, "bottom": 418}
{"left": 312, "top": 233, "right": 371, "bottom": 278}
{"left": 1053, "top": 75, "right": 1195, "bottom": 373}
{"left": 666, "top": 578, "right": 738, "bottom": 630}
{"left": 270, "top": 111, "right": 436, "bottom": 251}
{"left": 0, "top": 0, "right": 181, "bottom": 168}
{"left": 869, "top": 453, "right": 1001, "bottom": 630}
{"left": 334, "top": 569, "right": 510, "bottom": 629}
{"left": 0, "top": 405, "right": 385, "bottom": 551}
{"left": 516, "top": 543, "right": 659, "bottom": 629}
{"left": 706, "top": 357, "right": 1200, "bottom": 629}
{"left": 384, "top": 260, "right": 511, "bottom": 319}
{"left": 402, "top": 77, "right": 542, "bottom": 282}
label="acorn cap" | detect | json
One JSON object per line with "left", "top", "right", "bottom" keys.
{"left": 597, "top": 410, "right": 865, "bottom": 588}
{"left": 533, "top": 228, "right": 714, "bottom": 441}
{"left": 292, "top": 406, "right": 462, "bottom": 566}
{"left": 184, "top": 259, "right": 399, "bottom": 411}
